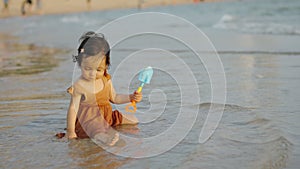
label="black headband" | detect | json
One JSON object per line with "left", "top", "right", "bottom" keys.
{"left": 77, "top": 37, "right": 90, "bottom": 54}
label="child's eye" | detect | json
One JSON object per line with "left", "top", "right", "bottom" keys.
{"left": 97, "top": 67, "right": 105, "bottom": 72}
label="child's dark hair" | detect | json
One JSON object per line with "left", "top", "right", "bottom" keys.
{"left": 73, "top": 31, "right": 110, "bottom": 68}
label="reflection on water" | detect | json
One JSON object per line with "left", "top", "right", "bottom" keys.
{"left": 225, "top": 54, "right": 280, "bottom": 108}
{"left": 68, "top": 139, "right": 131, "bottom": 169}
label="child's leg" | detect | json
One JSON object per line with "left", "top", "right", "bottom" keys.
{"left": 121, "top": 114, "right": 139, "bottom": 124}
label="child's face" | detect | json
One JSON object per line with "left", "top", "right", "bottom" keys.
{"left": 96, "top": 57, "right": 107, "bottom": 79}
{"left": 81, "top": 55, "right": 106, "bottom": 81}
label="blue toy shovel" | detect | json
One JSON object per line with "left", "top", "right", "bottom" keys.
{"left": 125, "top": 66, "right": 153, "bottom": 113}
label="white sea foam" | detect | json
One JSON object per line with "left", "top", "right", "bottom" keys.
{"left": 213, "top": 14, "right": 300, "bottom": 35}
{"left": 60, "top": 16, "right": 81, "bottom": 23}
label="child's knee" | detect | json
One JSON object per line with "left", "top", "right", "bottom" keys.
{"left": 130, "top": 115, "right": 139, "bottom": 124}
{"left": 122, "top": 114, "right": 139, "bottom": 124}
{"left": 132, "top": 117, "right": 139, "bottom": 124}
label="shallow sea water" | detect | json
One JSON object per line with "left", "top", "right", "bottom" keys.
{"left": 1, "top": 51, "right": 299, "bottom": 169}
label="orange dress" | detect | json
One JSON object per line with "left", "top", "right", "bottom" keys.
{"left": 72, "top": 75, "right": 123, "bottom": 139}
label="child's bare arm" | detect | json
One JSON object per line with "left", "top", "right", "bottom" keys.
{"left": 114, "top": 93, "right": 142, "bottom": 104}
{"left": 66, "top": 88, "right": 81, "bottom": 139}
{"left": 108, "top": 80, "right": 142, "bottom": 104}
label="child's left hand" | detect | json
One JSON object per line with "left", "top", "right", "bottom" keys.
{"left": 130, "top": 91, "right": 142, "bottom": 103}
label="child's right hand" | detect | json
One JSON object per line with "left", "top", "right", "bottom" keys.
{"left": 130, "top": 91, "right": 143, "bottom": 103}
{"left": 67, "top": 131, "right": 77, "bottom": 139}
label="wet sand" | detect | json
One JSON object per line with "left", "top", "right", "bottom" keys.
{"left": 0, "top": 33, "right": 68, "bottom": 77}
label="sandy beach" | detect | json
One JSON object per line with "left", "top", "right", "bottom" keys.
{"left": 0, "top": 0, "right": 224, "bottom": 18}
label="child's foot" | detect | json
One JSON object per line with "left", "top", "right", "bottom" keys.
{"left": 93, "top": 132, "right": 119, "bottom": 146}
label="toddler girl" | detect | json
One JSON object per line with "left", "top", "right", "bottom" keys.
{"left": 65, "top": 31, "right": 142, "bottom": 146}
